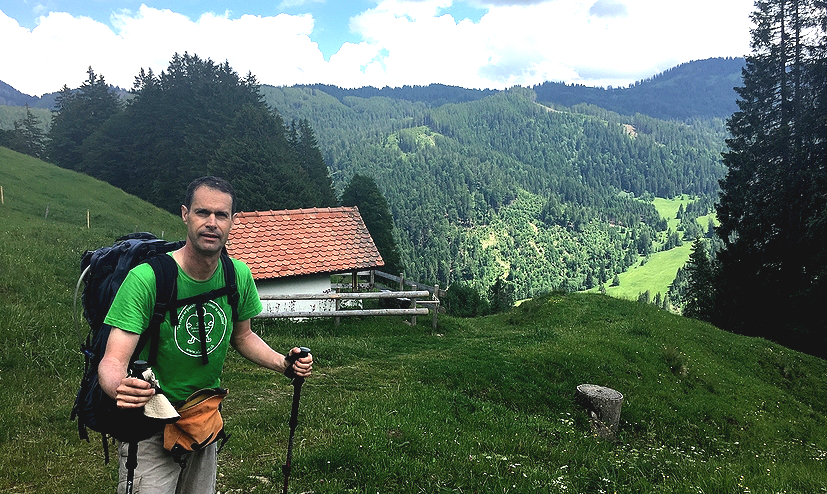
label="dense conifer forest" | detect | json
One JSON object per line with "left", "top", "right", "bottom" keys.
{"left": 1, "top": 56, "right": 738, "bottom": 304}
{"left": 260, "top": 81, "right": 729, "bottom": 300}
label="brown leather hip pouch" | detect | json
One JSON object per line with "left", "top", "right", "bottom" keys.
{"left": 164, "top": 388, "right": 229, "bottom": 455}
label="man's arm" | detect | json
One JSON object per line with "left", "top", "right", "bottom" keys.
{"left": 98, "top": 327, "right": 155, "bottom": 408}
{"left": 230, "top": 319, "right": 313, "bottom": 377}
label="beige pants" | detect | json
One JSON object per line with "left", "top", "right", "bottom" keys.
{"left": 117, "top": 432, "right": 217, "bottom": 494}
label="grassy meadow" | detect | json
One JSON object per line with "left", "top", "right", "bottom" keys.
{"left": 593, "top": 196, "right": 715, "bottom": 302}
{"left": 2, "top": 148, "right": 827, "bottom": 493}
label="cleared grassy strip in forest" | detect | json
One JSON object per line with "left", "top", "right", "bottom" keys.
{"left": 602, "top": 242, "right": 692, "bottom": 301}
{"left": 592, "top": 196, "right": 716, "bottom": 301}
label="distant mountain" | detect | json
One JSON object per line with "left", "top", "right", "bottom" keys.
{"left": 1, "top": 57, "right": 744, "bottom": 119}
{"left": 261, "top": 82, "right": 729, "bottom": 298}
{"left": 299, "top": 83, "right": 497, "bottom": 107}
{"left": 1, "top": 57, "right": 742, "bottom": 300}
{"left": 0, "top": 81, "right": 129, "bottom": 110}
{"left": 532, "top": 57, "right": 745, "bottom": 120}
{"left": 0, "top": 81, "right": 51, "bottom": 108}
{"left": 290, "top": 57, "right": 745, "bottom": 121}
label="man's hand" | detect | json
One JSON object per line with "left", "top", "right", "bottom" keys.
{"left": 114, "top": 377, "right": 155, "bottom": 409}
{"left": 284, "top": 347, "right": 313, "bottom": 379}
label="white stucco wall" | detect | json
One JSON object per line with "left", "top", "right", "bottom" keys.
{"left": 256, "top": 274, "right": 335, "bottom": 314}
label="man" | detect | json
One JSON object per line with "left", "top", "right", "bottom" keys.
{"left": 99, "top": 176, "right": 312, "bottom": 493}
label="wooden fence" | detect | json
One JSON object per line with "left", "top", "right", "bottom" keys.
{"left": 335, "top": 270, "right": 446, "bottom": 298}
{"left": 255, "top": 270, "right": 442, "bottom": 330}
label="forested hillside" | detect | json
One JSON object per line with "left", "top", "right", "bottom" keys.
{"left": 260, "top": 84, "right": 728, "bottom": 299}
{"left": 532, "top": 57, "right": 744, "bottom": 120}
{"left": 43, "top": 57, "right": 338, "bottom": 214}
{"left": 1, "top": 56, "right": 735, "bottom": 302}
{"left": 287, "top": 57, "right": 744, "bottom": 120}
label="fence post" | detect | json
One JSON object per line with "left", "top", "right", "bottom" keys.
{"left": 399, "top": 272, "right": 404, "bottom": 291}
{"left": 410, "top": 296, "right": 417, "bottom": 326}
{"left": 335, "top": 298, "right": 341, "bottom": 327}
{"left": 432, "top": 284, "right": 439, "bottom": 331}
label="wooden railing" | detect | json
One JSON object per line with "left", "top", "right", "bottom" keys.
{"left": 335, "top": 270, "right": 447, "bottom": 298}
{"left": 255, "top": 272, "right": 441, "bottom": 330}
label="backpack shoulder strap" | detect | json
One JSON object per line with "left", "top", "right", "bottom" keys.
{"left": 161, "top": 252, "right": 239, "bottom": 366}
{"left": 141, "top": 253, "right": 178, "bottom": 366}
{"left": 220, "top": 252, "right": 240, "bottom": 322}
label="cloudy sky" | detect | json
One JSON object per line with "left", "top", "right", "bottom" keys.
{"left": 1, "top": 0, "right": 755, "bottom": 97}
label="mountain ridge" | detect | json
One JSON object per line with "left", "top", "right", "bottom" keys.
{"left": 1, "top": 57, "right": 744, "bottom": 121}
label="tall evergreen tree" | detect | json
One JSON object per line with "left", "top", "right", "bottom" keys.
{"left": 209, "top": 104, "right": 308, "bottom": 211}
{"left": 46, "top": 67, "right": 121, "bottom": 170}
{"left": 488, "top": 277, "right": 515, "bottom": 314}
{"left": 16, "top": 106, "right": 46, "bottom": 158}
{"left": 0, "top": 106, "right": 45, "bottom": 158}
{"left": 73, "top": 53, "right": 332, "bottom": 214}
{"left": 683, "top": 237, "right": 715, "bottom": 321}
{"left": 340, "top": 173, "right": 404, "bottom": 275}
{"left": 290, "top": 119, "right": 337, "bottom": 207}
{"left": 127, "top": 54, "right": 265, "bottom": 211}
{"left": 716, "top": 0, "right": 827, "bottom": 355}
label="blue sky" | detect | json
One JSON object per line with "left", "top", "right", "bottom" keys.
{"left": 1, "top": 0, "right": 754, "bottom": 97}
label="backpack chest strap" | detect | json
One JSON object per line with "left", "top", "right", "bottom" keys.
{"left": 169, "top": 285, "right": 237, "bottom": 365}
{"left": 163, "top": 254, "right": 239, "bottom": 366}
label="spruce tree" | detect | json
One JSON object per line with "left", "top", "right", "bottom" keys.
{"left": 341, "top": 173, "right": 404, "bottom": 275}
{"left": 46, "top": 67, "right": 121, "bottom": 170}
{"left": 290, "top": 119, "right": 337, "bottom": 207}
{"left": 683, "top": 237, "right": 714, "bottom": 322}
{"left": 1, "top": 106, "right": 45, "bottom": 158}
{"left": 716, "top": 0, "right": 827, "bottom": 355}
{"left": 67, "top": 53, "right": 331, "bottom": 214}
{"left": 488, "top": 278, "right": 515, "bottom": 314}
{"left": 16, "top": 106, "right": 45, "bottom": 158}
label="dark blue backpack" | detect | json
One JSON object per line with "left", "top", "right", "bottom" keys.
{"left": 71, "top": 232, "right": 239, "bottom": 462}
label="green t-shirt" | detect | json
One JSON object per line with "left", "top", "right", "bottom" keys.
{"left": 104, "top": 254, "right": 263, "bottom": 404}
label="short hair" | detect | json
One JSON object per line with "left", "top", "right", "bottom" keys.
{"left": 184, "top": 176, "right": 236, "bottom": 213}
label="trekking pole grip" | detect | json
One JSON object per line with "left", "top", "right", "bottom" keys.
{"left": 130, "top": 360, "right": 150, "bottom": 380}
{"left": 284, "top": 347, "right": 311, "bottom": 380}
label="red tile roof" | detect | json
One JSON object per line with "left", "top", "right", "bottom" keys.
{"left": 227, "top": 207, "right": 385, "bottom": 280}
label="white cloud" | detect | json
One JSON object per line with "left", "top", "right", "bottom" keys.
{"left": 346, "top": 1, "right": 490, "bottom": 88}
{"left": 335, "top": 0, "right": 752, "bottom": 89}
{"left": 0, "top": 11, "right": 126, "bottom": 93}
{"left": 0, "top": 6, "right": 331, "bottom": 95}
{"left": 0, "top": 0, "right": 753, "bottom": 96}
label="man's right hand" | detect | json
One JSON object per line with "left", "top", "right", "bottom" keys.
{"left": 113, "top": 376, "right": 155, "bottom": 409}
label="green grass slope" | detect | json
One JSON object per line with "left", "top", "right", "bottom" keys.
{"left": 594, "top": 196, "right": 715, "bottom": 302}
{"left": 1, "top": 148, "right": 826, "bottom": 493}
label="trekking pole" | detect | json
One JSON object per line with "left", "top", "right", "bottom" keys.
{"left": 125, "top": 442, "right": 139, "bottom": 494}
{"left": 282, "top": 347, "right": 310, "bottom": 494}
{"left": 125, "top": 360, "right": 150, "bottom": 494}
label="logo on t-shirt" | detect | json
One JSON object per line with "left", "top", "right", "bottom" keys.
{"left": 174, "top": 300, "right": 229, "bottom": 358}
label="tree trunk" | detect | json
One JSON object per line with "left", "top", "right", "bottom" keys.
{"left": 576, "top": 384, "right": 623, "bottom": 440}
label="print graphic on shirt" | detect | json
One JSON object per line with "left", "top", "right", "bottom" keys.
{"left": 174, "top": 300, "right": 229, "bottom": 358}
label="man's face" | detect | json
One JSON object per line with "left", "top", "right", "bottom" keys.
{"left": 181, "top": 185, "right": 234, "bottom": 256}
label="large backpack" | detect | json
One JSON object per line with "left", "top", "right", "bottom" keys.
{"left": 71, "top": 232, "right": 239, "bottom": 462}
